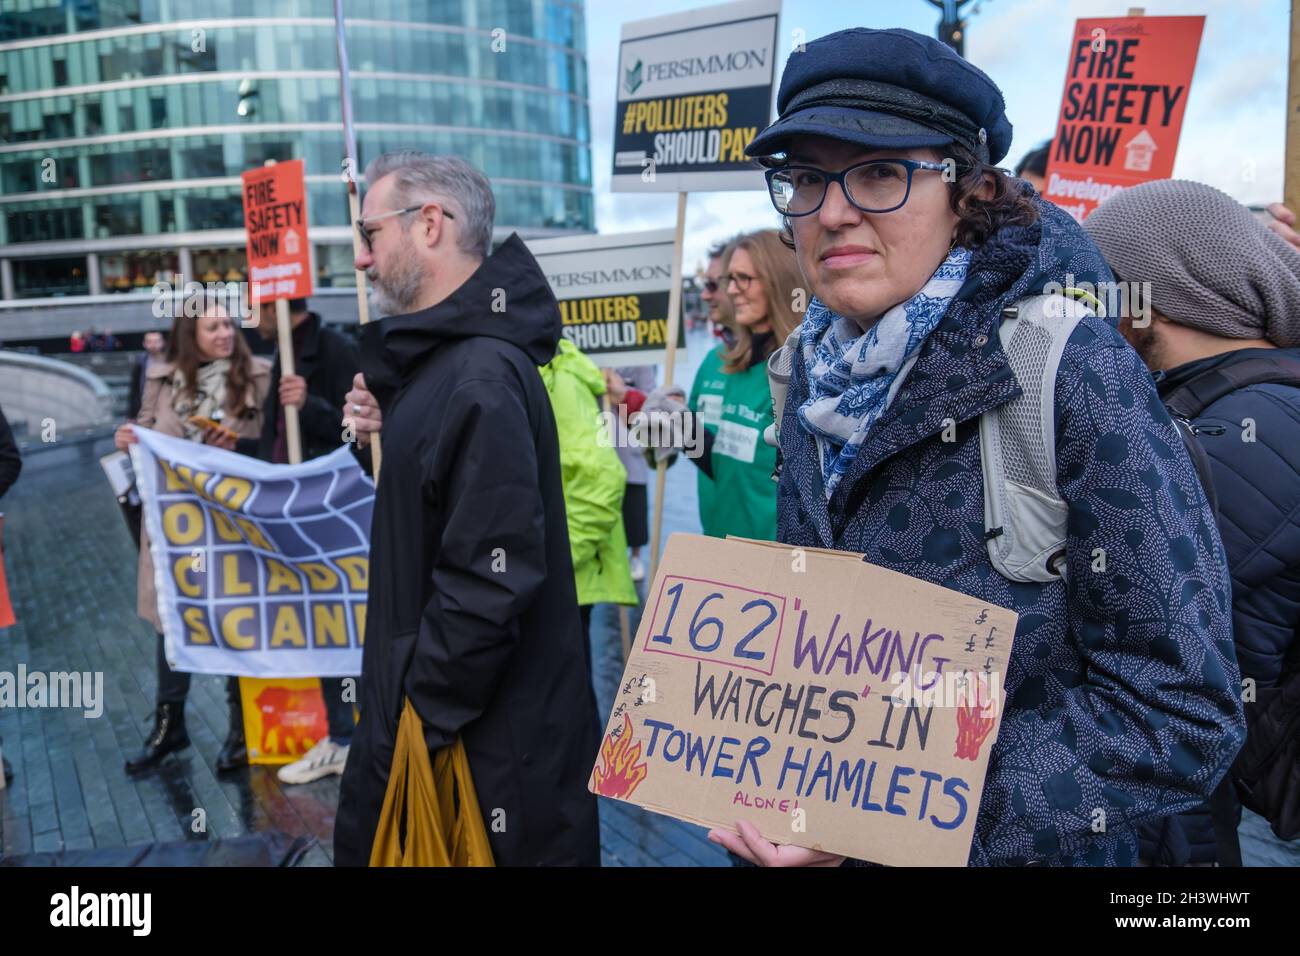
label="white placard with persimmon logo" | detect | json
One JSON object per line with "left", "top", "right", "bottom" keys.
{"left": 589, "top": 533, "right": 1018, "bottom": 867}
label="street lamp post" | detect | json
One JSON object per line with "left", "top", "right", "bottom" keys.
{"left": 926, "top": 0, "right": 977, "bottom": 56}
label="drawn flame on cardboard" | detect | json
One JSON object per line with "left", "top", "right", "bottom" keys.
{"left": 592, "top": 713, "right": 649, "bottom": 799}
{"left": 954, "top": 673, "right": 997, "bottom": 761}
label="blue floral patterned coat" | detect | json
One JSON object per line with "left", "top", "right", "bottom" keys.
{"left": 776, "top": 198, "right": 1247, "bottom": 866}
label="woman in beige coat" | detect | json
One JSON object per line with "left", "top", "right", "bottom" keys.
{"left": 115, "top": 302, "right": 271, "bottom": 775}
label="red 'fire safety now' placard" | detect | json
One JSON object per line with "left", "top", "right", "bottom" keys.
{"left": 241, "top": 159, "right": 313, "bottom": 302}
{"left": 1042, "top": 15, "right": 1204, "bottom": 221}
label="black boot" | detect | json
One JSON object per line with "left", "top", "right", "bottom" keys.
{"left": 125, "top": 702, "right": 190, "bottom": 774}
{"left": 216, "top": 704, "right": 246, "bottom": 773}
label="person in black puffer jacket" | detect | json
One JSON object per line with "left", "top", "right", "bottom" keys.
{"left": 1087, "top": 180, "right": 1300, "bottom": 866}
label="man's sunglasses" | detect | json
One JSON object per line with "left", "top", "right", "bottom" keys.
{"left": 356, "top": 203, "right": 455, "bottom": 252}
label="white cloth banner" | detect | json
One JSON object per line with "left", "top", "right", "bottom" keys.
{"left": 131, "top": 428, "right": 373, "bottom": 678}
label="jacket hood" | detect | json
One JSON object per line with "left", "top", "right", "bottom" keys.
{"left": 1022, "top": 194, "right": 1116, "bottom": 304}
{"left": 361, "top": 233, "right": 561, "bottom": 386}
{"left": 542, "top": 338, "right": 606, "bottom": 399}
{"left": 946, "top": 182, "right": 1116, "bottom": 334}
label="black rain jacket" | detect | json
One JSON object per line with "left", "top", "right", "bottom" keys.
{"left": 334, "top": 235, "right": 600, "bottom": 866}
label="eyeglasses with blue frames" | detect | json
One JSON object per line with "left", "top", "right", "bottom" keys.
{"left": 765, "top": 159, "right": 952, "bottom": 217}
{"left": 356, "top": 203, "right": 455, "bottom": 253}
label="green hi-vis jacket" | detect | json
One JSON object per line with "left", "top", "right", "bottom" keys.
{"left": 688, "top": 345, "right": 778, "bottom": 542}
{"left": 539, "top": 339, "right": 638, "bottom": 607}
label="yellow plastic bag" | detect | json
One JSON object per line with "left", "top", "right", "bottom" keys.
{"left": 369, "top": 697, "right": 495, "bottom": 867}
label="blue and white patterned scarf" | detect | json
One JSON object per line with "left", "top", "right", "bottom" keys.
{"left": 797, "top": 246, "right": 971, "bottom": 498}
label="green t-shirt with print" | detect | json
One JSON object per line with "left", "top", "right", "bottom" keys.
{"left": 688, "top": 345, "right": 778, "bottom": 541}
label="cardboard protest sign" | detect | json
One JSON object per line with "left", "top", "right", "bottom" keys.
{"left": 612, "top": 0, "right": 780, "bottom": 192}
{"left": 241, "top": 158, "right": 313, "bottom": 301}
{"left": 1042, "top": 15, "right": 1205, "bottom": 221}
{"left": 527, "top": 229, "right": 684, "bottom": 367}
{"left": 240, "top": 676, "right": 330, "bottom": 765}
{"left": 590, "top": 533, "right": 1019, "bottom": 866}
{"left": 131, "top": 428, "right": 372, "bottom": 679}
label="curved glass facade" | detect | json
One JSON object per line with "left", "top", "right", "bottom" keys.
{"left": 0, "top": 0, "right": 592, "bottom": 298}
{"left": 2, "top": 76, "right": 588, "bottom": 146}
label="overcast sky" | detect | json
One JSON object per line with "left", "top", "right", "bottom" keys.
{"left": 582, "top": 0, "right": 1290, "bottom": 273}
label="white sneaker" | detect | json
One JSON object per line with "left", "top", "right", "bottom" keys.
{"left": 277, "top": 738, "right": 349, "bottom": 785}
{"left": 630, "top": 555, "right": 646, "bottom": 582}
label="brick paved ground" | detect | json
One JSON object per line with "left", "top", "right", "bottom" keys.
{"left": 0, "top": 439, "right": 340, "bottom": 866}
{"left": 0, "top": 325, "right": 728, "bottom": 867}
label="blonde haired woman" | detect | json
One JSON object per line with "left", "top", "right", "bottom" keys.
{"left": 612, "top": 229, "right": 803, "bottom": 541}
{"left": 689, "top": 229, "right": 804, "bottom": 540}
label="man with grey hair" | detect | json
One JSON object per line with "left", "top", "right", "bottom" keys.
{"left": 350, "top": 151, "right": 496, "bottom": 317}
{"left": 333, "top": 151, "right": 600, "bottom": 867}
{"left": 1086, "top": 179, "right": 1300, "bottom": 867}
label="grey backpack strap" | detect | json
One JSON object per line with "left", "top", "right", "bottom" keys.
{"left": 764, "top": 327, "right": 801, "bottom": 449}
{"left": 979, "top": 294, "right": 1092, "bottom": 583}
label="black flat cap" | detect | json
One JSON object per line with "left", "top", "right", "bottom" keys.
{"left": 747, "top": 27, "right": 1013, "bottom": 165}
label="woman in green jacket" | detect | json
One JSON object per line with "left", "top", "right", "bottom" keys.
{"left": 539, "top": 338, "right": 639, "bottom": 706}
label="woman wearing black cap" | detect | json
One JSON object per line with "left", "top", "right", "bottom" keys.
{"left": 706, "top": 27, "right": 1244, "bottom": 868}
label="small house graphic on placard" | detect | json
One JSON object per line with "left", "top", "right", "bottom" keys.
{"left": 1123, "top": 130, "right": 1157, "bottom": 172}
{"left": 283, "top": 228, "right": 301, "bottom": 256}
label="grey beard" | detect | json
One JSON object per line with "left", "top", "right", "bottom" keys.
{"left": 368, "top": 283, "right": 409, "bottom": 318}
{"left": 367, "top": 255, "right": 424, "bottom": 316}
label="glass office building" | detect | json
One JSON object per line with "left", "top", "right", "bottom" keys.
{"left": 0, "top": 0, "right": 592, "bottom": 300}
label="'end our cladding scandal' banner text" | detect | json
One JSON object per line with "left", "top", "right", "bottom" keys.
{"left": 612, "top": 0, "right": 780, "bottom": 192}
{"left": 527, "top": 229, "right": 684, "bottom": 368}
{"left": 132, "top": 427, "right": 373, "bottom": 679}
{"left": 1043, "top": 15, "right": 1204, "bottom": 221}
